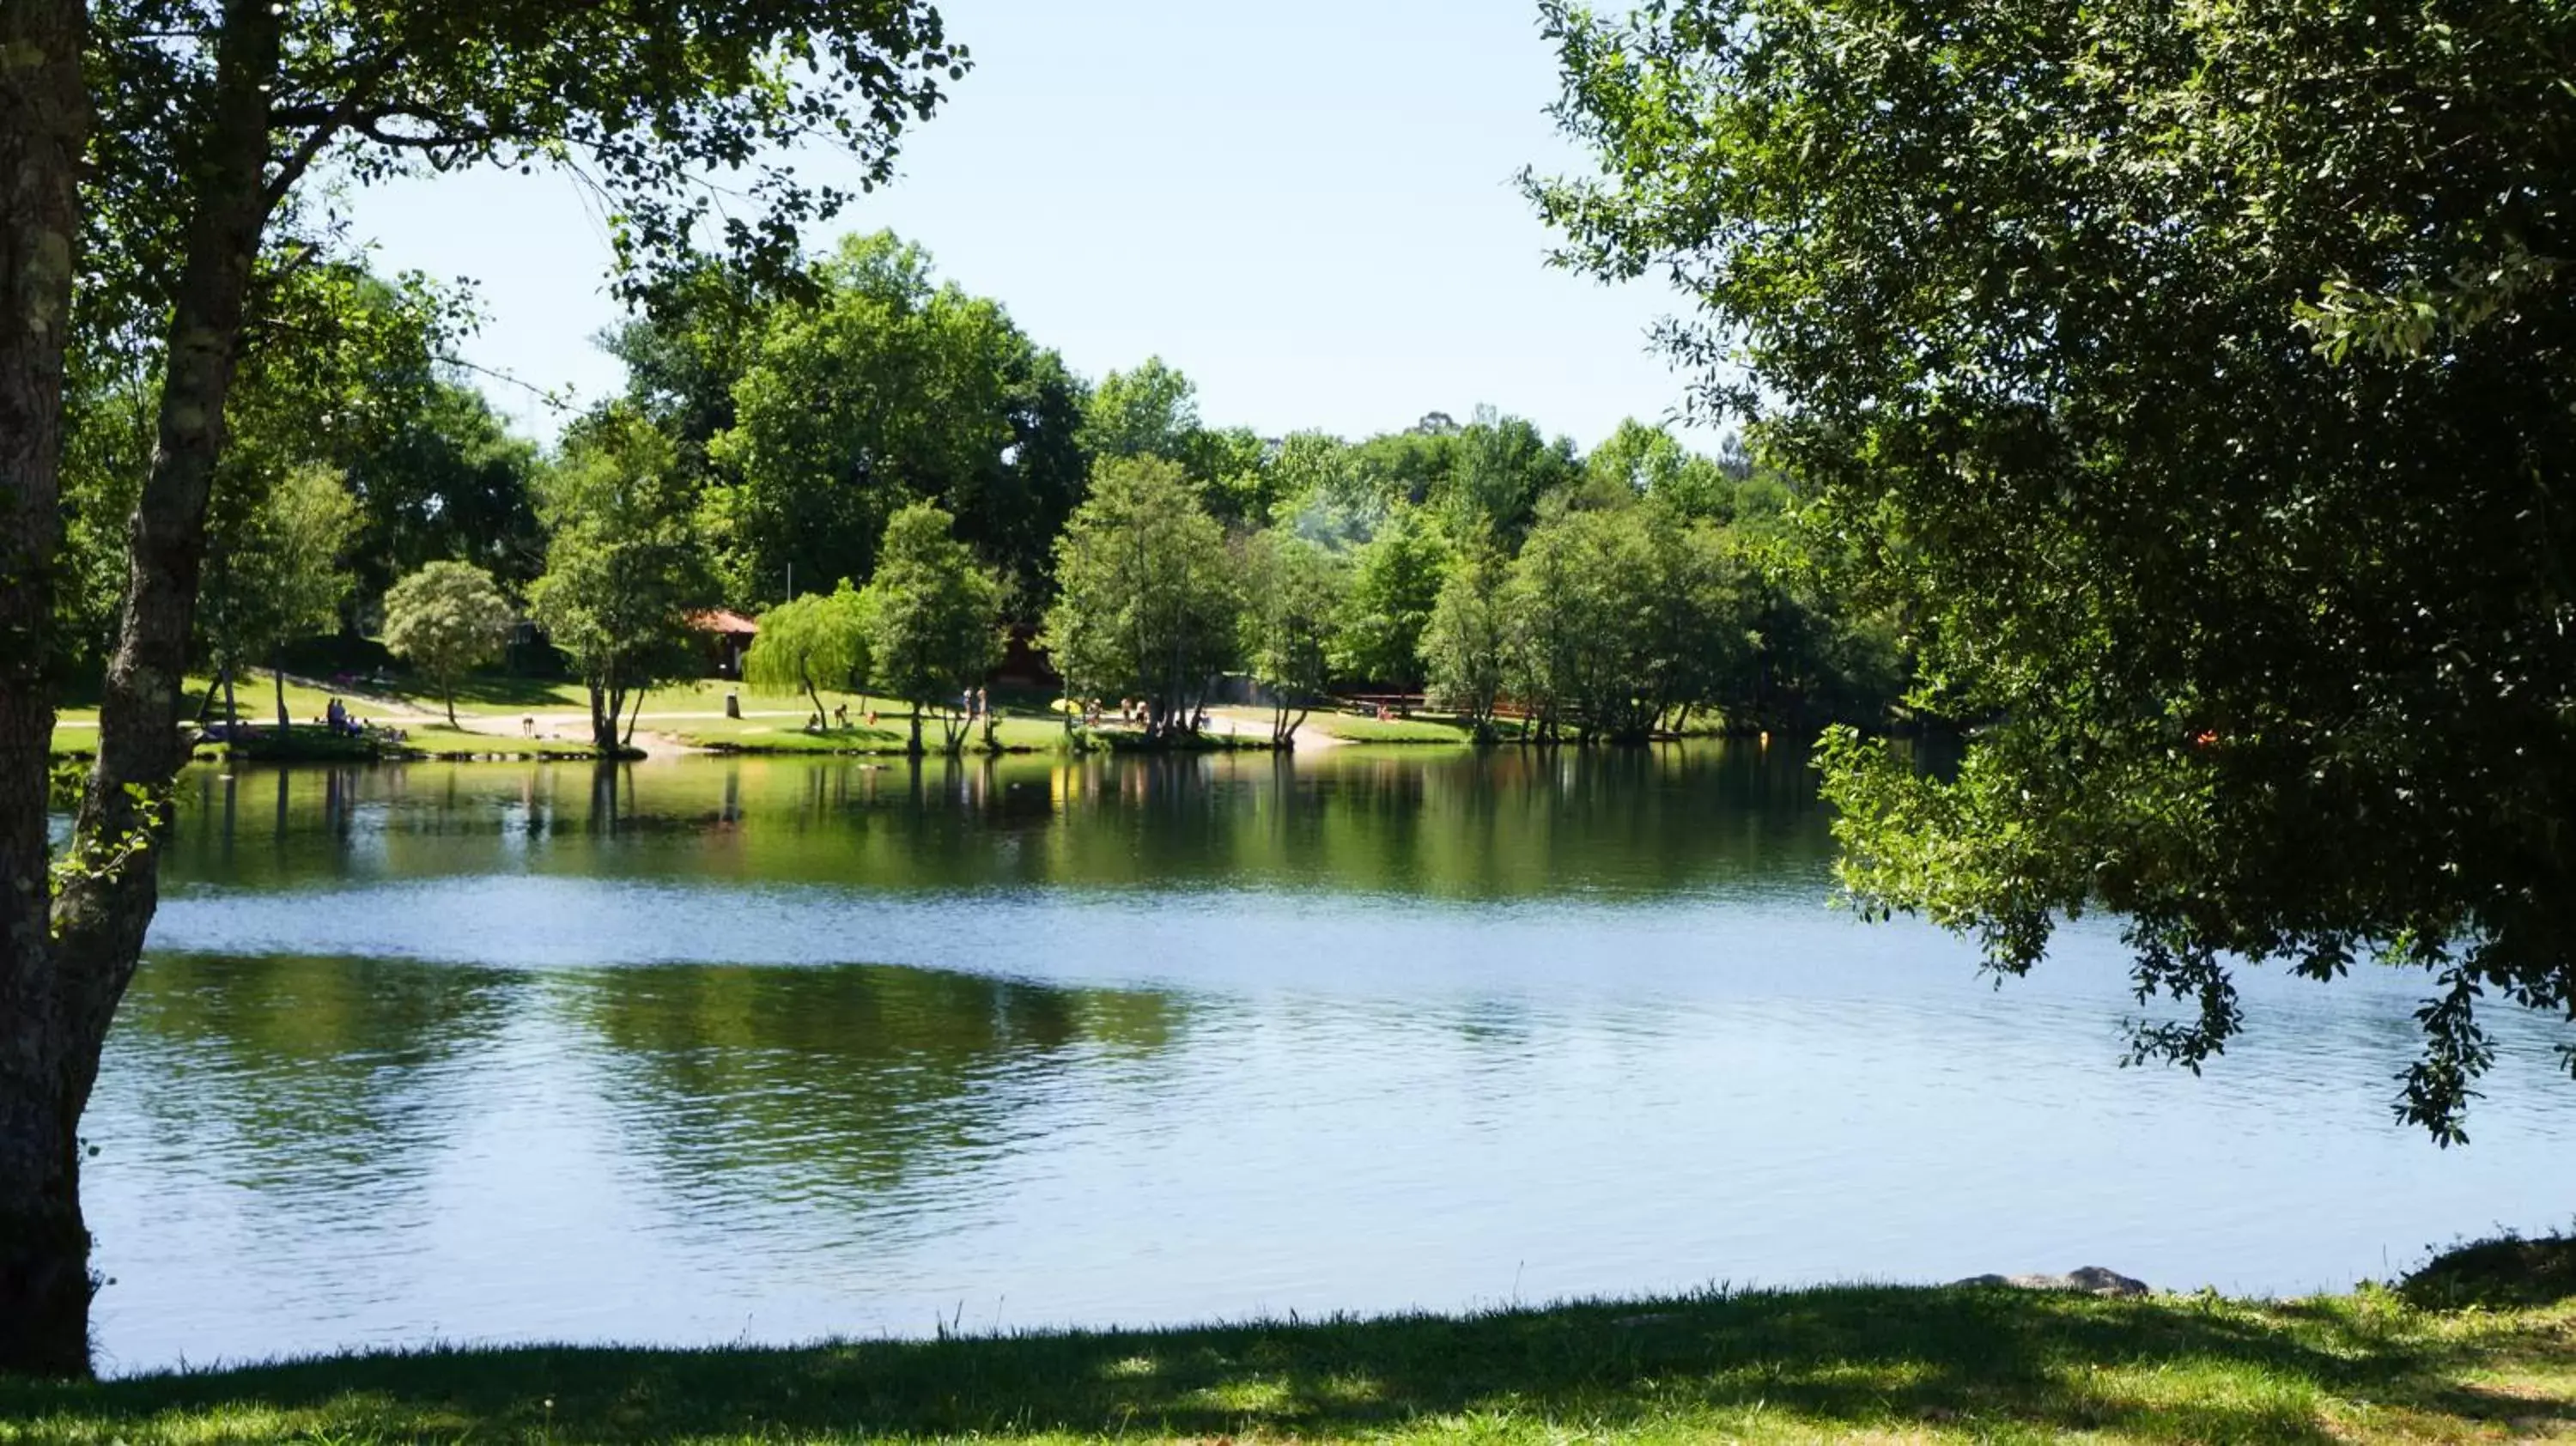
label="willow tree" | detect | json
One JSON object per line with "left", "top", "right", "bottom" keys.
{"left": 744, "top": 583, "right": 872, "bottom": 727}
{"left": 1534, "top": 0, "right": 2576, "bottom": 1139}
{"left": 0, "top": 0, "right": 964, "bottom": 1375}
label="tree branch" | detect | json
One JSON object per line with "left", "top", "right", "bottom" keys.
{"left": 263, "top": 47, "right": 410, "bottom": 207}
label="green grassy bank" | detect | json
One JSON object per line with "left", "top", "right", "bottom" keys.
{"left": 6, "top": 1280, "right": 2570, "bottom": 1444}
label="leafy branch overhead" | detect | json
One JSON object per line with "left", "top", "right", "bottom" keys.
{"left": 92, "top": 0, "right": 965, "bottom": 294}
{"left": 1533, "top": 0, "right": 2576, "bottom": 1141}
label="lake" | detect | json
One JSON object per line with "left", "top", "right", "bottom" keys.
{"left": 87, "top": 743, "right": 2576, "bottom": 1374}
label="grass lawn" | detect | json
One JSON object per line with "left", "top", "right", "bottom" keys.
{"left": 405, "top": 676, "right": 755, "bottom": 716}
{"left": 52, "top": 673, "right": 356, "bottom": 757}
{"left": 357, "top": 675, "right": 752, "bottom": 718}
{"left": 3, "top": 1283, "right": 2569, "bottom": 1443}
{"left": 402, "top": 723, "right": 604, "bottom": 760}
{"left": 45, "top": 674, "right": 1077, "bottom": 760}
{"left": 54, "top": 672, "right": 360, "bottom": 732}
{"left": 52, "top": 671, "right": 739, "bottom": 730}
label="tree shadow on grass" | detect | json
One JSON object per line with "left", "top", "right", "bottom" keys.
{"left": 6, "top": 1286, "right": 2568, "bottom": 1443}
{"left": 386, "top": 673, "right": 591, "bottom": 709}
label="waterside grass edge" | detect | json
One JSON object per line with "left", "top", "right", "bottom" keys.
{"left": 6, "top": 1279, "right": 2572, "bottom": 1444}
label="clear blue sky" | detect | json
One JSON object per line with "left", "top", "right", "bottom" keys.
{"left": 347, "top": 0, "right": 1703, "bottom": 450}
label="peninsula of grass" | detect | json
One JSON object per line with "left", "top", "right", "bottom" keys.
{"left": 7, "top": 1276, "right": 2571, "bottom": 1445}
{"left": 401, "top": 724, "right": 611, "bottom": 761}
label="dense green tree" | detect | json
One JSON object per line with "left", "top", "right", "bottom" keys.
{"left": 1443, "top": 406, "right": 1578, "bottom": 544}
{"left": 1585, "top": 418, "right": 1739, "bottom": 521}
{"left": 1236, "top": 530, "right": 1345, "bottom": 746}
{"left": 1265, "top": 431, "right": 1378, "bottom": 545}
{"left": 704, "top": 234, "right": 1084, "bottom": 606}
{"left": 344, "top": 381, "right": 546, "bottom": 608}
{"left": 1533, "top": 0, "right": 2576, "bottom": 1138}
{"left": 1575, "top": 423, "right": 1900, "bottom": 725}
{"left": 197, "top": 463, "right": 360, "bottom": 729}
{"left": 67, "top": 260, "right": 464, "bottom": 669}
{"left": 1081, "top": 355, "right": 1201, "bottom": 464}
{"left": 1741, "top": 580, "right": 1906, "bottom": 731}
{"left": 743, "top": 583, "right": 872, "bottom": 728}
{"left": 992, "top": 348, "right": 1094, "bottom": 609}
{"left": 3, "top": 0, "right": 963, "bottom": 1374}
{"left": 1192, "top": 424, "right": 1276, "bottom": 531}
{"left": 603, "top": 261, "right": 780, "bottom": 459}
{"left": 1342, "top": 428, "right": 1456, "bottom": 514}
{"left": 1505, "top": 507, "right": 1637, "bottom": 743}
{"left": 139, "top": 261, "right": 516, "bottom": 633}
{"left": 860, "top": 502, "right": 1004, "bottom": 755}
{"left": 54, "top": 361, "right": 156, "bottom": 670}
{"left": 1502, "top": 502, "right": 1747, "bottom": 744}
{"left": 529, "top": 409, "right": 714, "bottom": 756}
{"left": 1500, "top": 512, "right": 1589, "bottom": 744}
{"left": 1042, "top": 457, "right": 1238, "bottom": 737}
{"left": 1629, "top": 504, "right": 1754, "bottom": 736}
{"left": 1420, "top": 545, "right": 1513, "bottom": 738}
{"left": 1333, "top": 506, "right": 1451, "bottom": 694}
{"left": 381, "top": 561, "right": 516, "bottom": 726}
{"left": 1078, "top": 358, "right": 1287, "bottom": 526}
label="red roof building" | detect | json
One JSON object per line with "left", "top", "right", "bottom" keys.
{"left": 689, "top": 609, "right": 758, "bottom": 678}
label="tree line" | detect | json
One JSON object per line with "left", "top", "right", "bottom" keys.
{"left": 52, "top": 228, "right": 1906, "bottom": 759}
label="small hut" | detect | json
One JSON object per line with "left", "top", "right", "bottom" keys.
{"left": 689, "top": 609, "right": 759, "bottom": 678}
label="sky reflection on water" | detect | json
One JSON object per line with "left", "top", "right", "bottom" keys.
{"left": 82, "top": 746, "right": 2576, "bottom": 1374}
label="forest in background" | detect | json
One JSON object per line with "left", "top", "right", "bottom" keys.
{"left": 55, "top": 229, "right": 1906, "bottom": 751}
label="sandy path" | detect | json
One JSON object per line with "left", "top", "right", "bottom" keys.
{"left": 1201, "top": 708, "right": 1351, "bottom": 748}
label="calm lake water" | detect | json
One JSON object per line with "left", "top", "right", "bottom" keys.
{"left": 88, "top": 744, "right": 2576, "bottom": 1373}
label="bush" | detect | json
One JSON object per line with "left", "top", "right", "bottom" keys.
{"left": 2399, "top": 1230, "right": 2576, "bottom": 1310}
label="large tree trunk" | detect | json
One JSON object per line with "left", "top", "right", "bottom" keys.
{"left": 588, "top": 677, "right": 622, "bottom": 756}
{"left": 30, "top": 0, "right": 281, "bottom": 1379}
{"left": 0, "top": 0, "right": 92, "bottom": 1381}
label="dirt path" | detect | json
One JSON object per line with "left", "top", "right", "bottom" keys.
{"left": 440, "top": 709, "right": 721, "bottom": 761}
{"left": 1202, "top": 708, "right": 1350, "bottom": 748}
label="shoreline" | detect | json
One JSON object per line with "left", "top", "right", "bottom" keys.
{"left": 16, "top": 1273, "right": 2569, "bottom": 1443}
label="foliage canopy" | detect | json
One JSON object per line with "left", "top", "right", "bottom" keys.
{"left": 1042, "top": 457, "right": 1238, "bottom": 734}
{"left": 744, "top": 583, "right": 872, "bottom": 723}
{"left": 529, "top": 407, "right": 714, "bottom": 753}
{"left": 1533, "top": 0, "right": 2576, "bottom": 1138}
{"left": 382, "top": 561, "right": 517, "bottom": 726}
{"left": 860, "top": 502, "right": 1005, "bottom": 753}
